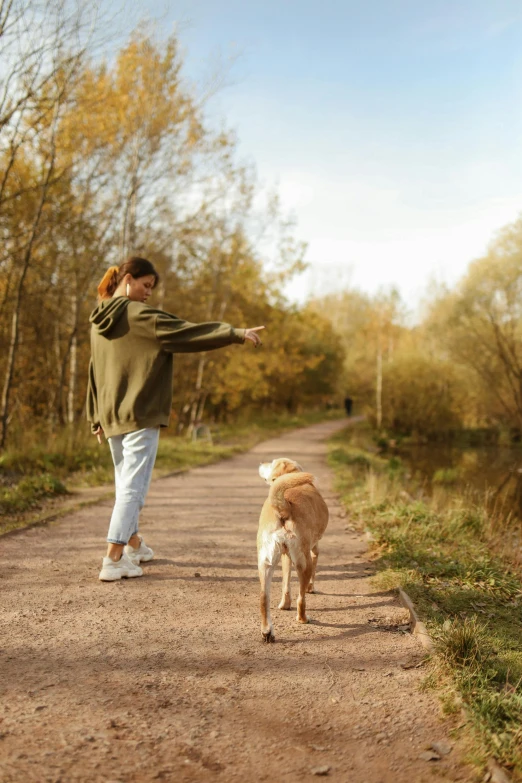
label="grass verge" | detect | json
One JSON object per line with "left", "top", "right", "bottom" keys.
{"left": 328, "top": 422, "right": 522, "bottom": 780}
{"left": 0, "top": 408, "right": 344, "bottom": 536}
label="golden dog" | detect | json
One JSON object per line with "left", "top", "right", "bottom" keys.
{"left": 257, "top": 458, "right": 329, "bottom": 642}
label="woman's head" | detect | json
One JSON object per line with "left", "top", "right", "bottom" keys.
{"left": 97, "top": 257, "right": 160, "bottom": 302}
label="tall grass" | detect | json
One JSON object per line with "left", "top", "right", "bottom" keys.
{"left": 329, "top": 423, "right": 522, "bottom": 777}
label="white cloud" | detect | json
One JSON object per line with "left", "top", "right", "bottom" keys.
{"left": 276, "top": 169, "right": 522, "bottom": 307}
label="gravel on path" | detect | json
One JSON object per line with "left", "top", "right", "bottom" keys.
{"left": 0, "top": 420, "right": 472, "bottom": 782}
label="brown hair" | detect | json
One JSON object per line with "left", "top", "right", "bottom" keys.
{"left": 97, "top": 257, "right": 160, "bottom": 301}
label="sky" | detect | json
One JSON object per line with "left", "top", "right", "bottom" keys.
{"left": 120, "top": 0, "right": 522, "bottom": 309}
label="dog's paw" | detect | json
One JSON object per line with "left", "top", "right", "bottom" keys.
{"left": 306, "top": 585, "right": 316, "bottom": 594}
{"left": 262, "top": 630, "right": 275, "bottom": 643}
{"left": 278, "top": 597, "right": 292, "bottom": 610}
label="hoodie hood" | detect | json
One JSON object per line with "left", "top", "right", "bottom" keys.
{"left": 89, "top": 296, "right": 130, "bottom": 336}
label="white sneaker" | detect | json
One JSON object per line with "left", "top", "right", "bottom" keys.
{"left": 99, "top": 553, "right": 143, "bottom": 581}
{"left": 125, "top": 536, "right": 154, "bottom": 564}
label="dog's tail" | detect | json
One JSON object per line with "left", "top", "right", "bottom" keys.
{"left": 269, "top": 472, "right": 316, "bottom": 518}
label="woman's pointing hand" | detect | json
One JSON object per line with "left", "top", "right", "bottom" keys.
{"left": 244, "top": 326, "right": 265, "bottom": 348}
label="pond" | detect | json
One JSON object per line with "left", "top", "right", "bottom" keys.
{"left": 398, "top": 442, "right": 522, "bottom": 524}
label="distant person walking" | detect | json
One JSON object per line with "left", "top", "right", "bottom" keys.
{"left": 87, "top": 257, "right": 264, "bottom": 582}
{"left": 344, "top": 396, "right": 353, "bottom": 416}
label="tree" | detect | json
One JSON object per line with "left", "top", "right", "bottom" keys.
{"left": 0, "top": 19, "right": 331, "bottom": 447}
{"left": 310, "top": 287, "right": 404, "bottom": 425}
{"left": 428, "top": 215, "right": 522, "bottom": 432}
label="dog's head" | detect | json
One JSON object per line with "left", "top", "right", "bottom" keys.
{"left": 258, "top": 457, "right": 304, "bottom": 484}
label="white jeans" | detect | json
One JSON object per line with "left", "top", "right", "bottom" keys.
{"left": 106, "top": 428, "right": 160, "bottom": 545}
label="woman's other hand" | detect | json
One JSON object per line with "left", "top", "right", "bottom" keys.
{"left": 244, "top": 326, "right": 265, "bottom": 347}
{"left": 93, "top": 425, "right": 105, "bottom": 444}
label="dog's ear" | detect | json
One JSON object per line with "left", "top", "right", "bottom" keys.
{"left": 282, "top": 459, "right": 303, "bottom": 474}
{"left": 271, "top": 459, "right": 303, "bottom": 479}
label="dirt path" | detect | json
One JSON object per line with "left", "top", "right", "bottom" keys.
{"left": 0, "top": 420, "right": 471, "bottom": 783}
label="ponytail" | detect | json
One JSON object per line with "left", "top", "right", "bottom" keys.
{"left": 96, "top": 257, "right": 159, "bottom": 302}
{"left": 97, "top": 266, "right": 120, "bottom": 301}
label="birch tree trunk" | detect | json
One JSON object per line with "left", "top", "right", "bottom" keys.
{"left": 55, "top": 272, "right": 88, "bottom": 427}
{"left": 67, "top": 328, "right": 77, "bottom": 425}
{"left": 376, "top": 340, "right": 383, "bottom": 430}
{"left": 120, "top": 143, "right": 140, "bottom": 259}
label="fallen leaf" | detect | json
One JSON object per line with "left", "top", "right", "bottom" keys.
{"left": 311, "top": 766, "right": 331, "bottom": 776}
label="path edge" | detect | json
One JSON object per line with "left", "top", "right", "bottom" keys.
{"left": 0, "top": 468, "right": 187, "bottom": 540}
{"left": 398, "top": 587, "right": 436, "bottom": 654}
{"left": 397, "top": 589, "right": 513, "bottom": 782}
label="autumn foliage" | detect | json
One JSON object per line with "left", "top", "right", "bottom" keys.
{"left": 0, "top": 8, "right": 344, "bottom": 447}
{"left": 312, "top": 215, "right": 522, "bottom": 438}
{"left": 3, "top": 2, "right": 522, "bottom": 448}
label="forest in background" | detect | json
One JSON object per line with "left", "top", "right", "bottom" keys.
{"left": 0, "top": 1, "right": 344, "bottom": 450}
{"left": 313, "top": 214, "right": 522, "bottom": 441}
{"left": 3, "top": 0, "right": 522, "bottom": 451}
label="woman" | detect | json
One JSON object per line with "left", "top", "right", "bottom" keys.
{"left": 87, "top": 256, "right": 264, "bottom": 582}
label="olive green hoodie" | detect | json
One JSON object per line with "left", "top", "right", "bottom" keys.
{"left": 86, "top": 297, "right": 245, "bottom": 438}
